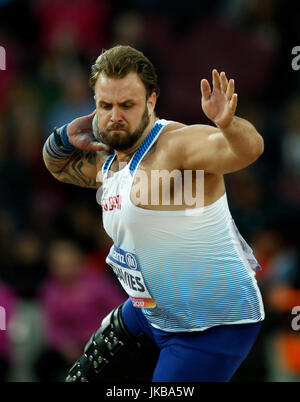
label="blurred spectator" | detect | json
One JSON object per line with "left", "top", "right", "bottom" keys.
{"left": 3, "top": 233, "right": 46, "bottom": 300}
{"left": 281, "top": 97, "right": 300, "bottom": 175}
{"left": 112, "top": 0, "right": 220, "bottom": 34}
{"left": 110, "top": 11, "right": 166, "bottom": 114}
{"left": 85, "top": 224, "right": 114, "bottom": 274}
{"left": 0, "top": 80, "right": 45, "bottom": 230}
{"left": 34, "top": 239, "right": 126, "bottom": 381}
{"left": 250, "top": 224, "right": 300, "bottom": 381}
{"left": 0, "top": 37, "right": 18, "bottom": 112}
{"left": 0, "top": 0, "right": 35, "bottom": 112}
{"left": 264, "top": 252, "right": 300, "bottom": 380}
{"left": 278, "top": 97, "right": 300, "bottom": 207}
{"left": 251, "top": 228, "right": 286, "bottom": 284}
{"left": 51, "top": 200, "right": 104, "bottom": 254}
{"left": 226, "top": 168, "right": 266, "bottom": 239}
{"left": 112, "top": 10, "right": 146, "bottom": 48}
{"left": 0, "top": 212, "right": 14, "bottom": 279}
{"left": 32, "top": 0, "right": 111, "bottom": 58}
{"left": 44, "top": 67, "right": 94, "bottom": 134}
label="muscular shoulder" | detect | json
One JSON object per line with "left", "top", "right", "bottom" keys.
{"left": 154, "top": 122, "right": 219, "bottom": 169}
{"left": 157, "top": 122, "right": 218, "bottom": 145}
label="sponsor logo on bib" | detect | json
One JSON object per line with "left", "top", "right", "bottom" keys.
{"left": 125, "top": 253, "right": 138, "bottom": 270}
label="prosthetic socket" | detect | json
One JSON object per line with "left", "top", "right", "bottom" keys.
{"left": 65, "top": 303, "right": 160, "bottom": 382}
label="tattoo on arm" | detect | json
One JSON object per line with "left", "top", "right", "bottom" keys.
{"left": 44, "top": 148, "right": 103, "bottom": 188}
{"left": 64, "top": 152, "right": 97, "bottom": 188}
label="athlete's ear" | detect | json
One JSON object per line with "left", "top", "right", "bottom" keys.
{"left": 147, "top": 92, "right": 157, "bottom": 115}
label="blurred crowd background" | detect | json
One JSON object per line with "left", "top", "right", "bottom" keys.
{"left": 0, "top": 0, "right": 300, "bottom": 382}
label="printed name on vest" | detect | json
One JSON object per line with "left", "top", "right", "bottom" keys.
{"left": 101, "top": 195, "right": 122, "bottom": 211}
{"left": 112, "top": 265, "right": 146, "bottom": 293}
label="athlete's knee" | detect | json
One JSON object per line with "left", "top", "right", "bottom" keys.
{"left": 65, "top": 303, "right": 160, "bottom": 382}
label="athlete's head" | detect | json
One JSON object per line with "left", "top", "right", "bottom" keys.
{"left": 90, "top": 45, "right": 160, "bottom": 151}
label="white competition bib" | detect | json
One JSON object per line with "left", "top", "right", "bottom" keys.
{"left": 106, "top": 245, "right": 156, "bottom": 308}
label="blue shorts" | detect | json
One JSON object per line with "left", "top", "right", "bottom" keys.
{"left": 121, "top": 298, "right": 262, "bottom": 382}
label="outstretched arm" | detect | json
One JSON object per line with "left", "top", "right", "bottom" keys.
{"left": 164, "top": 70, "right": 264, "bottom": 174}
{"left": 43, "top": 112, "right": 110, "bottom": 188}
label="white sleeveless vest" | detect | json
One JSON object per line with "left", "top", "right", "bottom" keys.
{"left": 100, "top": 119, "right": 265, "bottom": 332}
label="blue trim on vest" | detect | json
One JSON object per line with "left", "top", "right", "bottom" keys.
{"left": 103, "top": 152, "right": 116, "bottom": 175}
{"left": 129, "top": 122, "right": 163, "bottom": 175}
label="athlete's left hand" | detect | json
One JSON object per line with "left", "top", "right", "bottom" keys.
{"left": 201, "top": 69, "right": 238, "bottom": 129}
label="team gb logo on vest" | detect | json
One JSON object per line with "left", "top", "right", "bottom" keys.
{"left": 0, "top": 46, "right": 6, "bottom": 70}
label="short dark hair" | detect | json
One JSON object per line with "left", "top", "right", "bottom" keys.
{"left": 89, "top": 45, "right": 160, "bottom": 99}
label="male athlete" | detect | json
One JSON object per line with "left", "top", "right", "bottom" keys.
{"left": 43, "top": 45, "right": 265, "bottom": 382}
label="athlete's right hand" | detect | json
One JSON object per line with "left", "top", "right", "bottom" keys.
{"left": 67, "top": 111, "right": 111, "bottom": 152}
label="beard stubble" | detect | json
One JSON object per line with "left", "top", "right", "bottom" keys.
{"left": 96, "top": 106, "right": 150, "bottom": 151}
